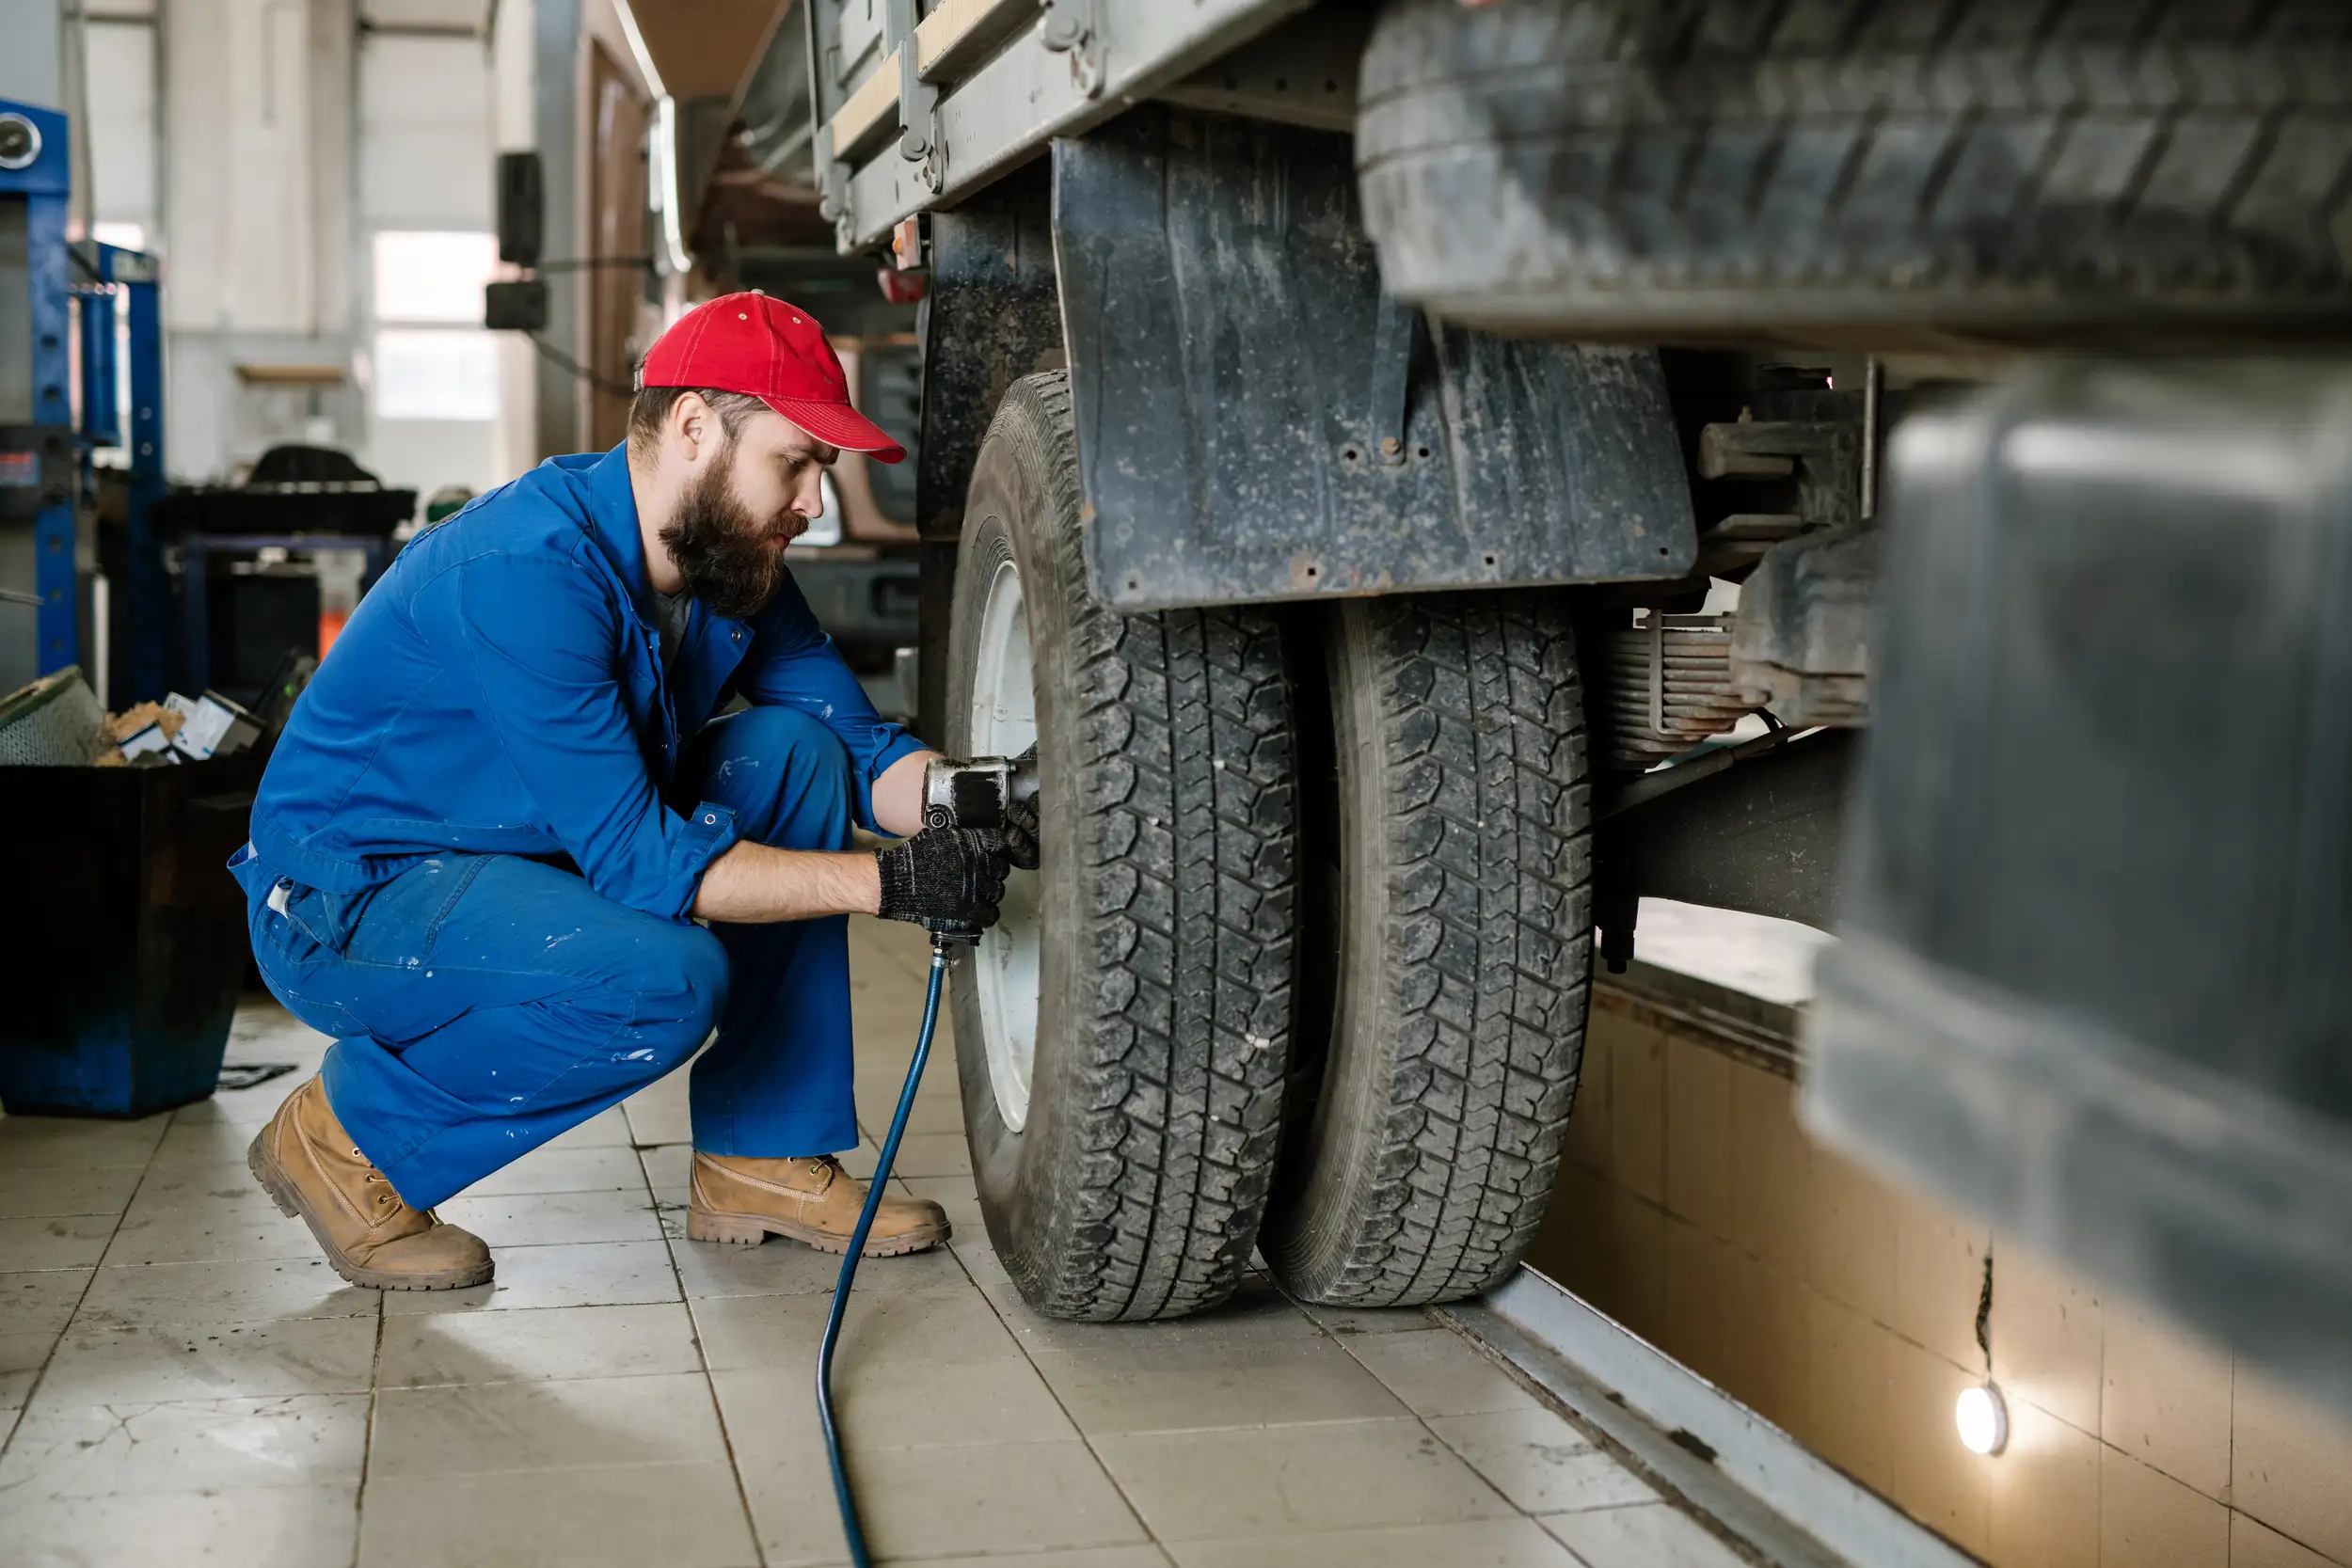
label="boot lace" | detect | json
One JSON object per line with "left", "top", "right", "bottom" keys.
{"left": 357, "top": 1149, "right": 399, "bottom": 1212}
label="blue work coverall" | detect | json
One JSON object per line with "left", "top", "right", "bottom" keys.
{"left": 230, "top": 445, "right": 924, "bottom": 1209}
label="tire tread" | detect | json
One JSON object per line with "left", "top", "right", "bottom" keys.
{"left": 980, "top": 372, "right": 1297, "bottom": 1323}
{"left": 1273, "top": 593, "right": 1592, "bottom": 1307}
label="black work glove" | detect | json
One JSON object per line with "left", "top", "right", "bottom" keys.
{"left": 1002, "top": 745, "right": 1040, "bottom": 871}
{"left": 874, "top": 827, "right": 1012, "bottom": 930}
{"left": 923, "top": 749, "right": 1041, "bottom": 871}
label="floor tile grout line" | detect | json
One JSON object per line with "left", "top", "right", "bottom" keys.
{"left": 352, "top": 1286, "right": 388, "bottom": 1568}
{"left": 376, "top": 1363, "right": 762, "bottom": 1393}
{"left": 1071, "top": 1427, "right": 1183, "bottom": 1568}
{"left": 942, "top": 1234, "right": 1165, "bottom": 1555}
{"left": 1279, "top": 1290, "right": 1538, "bottom": 1527}
{"left": 0, "top": 1114, "right": 176, "bottom": 1456}
{"left": 1402, "top": 1307, "right": 1736, "bottom": 1545}
{"left": 14, "top": 990, "right": 1575, "bottom": 1560}
{"left": 641, "top": 1135, "right": 772, "bottom": 1568}
{"left": 342, "top": 1458, "right": 753, "bottom": 1488}
{"left": 70, "top": 1233, "right": 681, "bottom": 1270}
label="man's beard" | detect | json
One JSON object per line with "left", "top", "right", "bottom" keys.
{"left": 659, "top": 454, "right": 791, "bottom": 620}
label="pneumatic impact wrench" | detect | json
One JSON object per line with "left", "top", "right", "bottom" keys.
{"left": 817, "top": 743, "right": 1040, "bottom": 1568}
{"left": 908, "top": 745, "right": 1039, "bottom": 949}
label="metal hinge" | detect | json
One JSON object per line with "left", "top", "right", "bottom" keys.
{"left": 1041, "top": 0, "right": 1104, "bottom": 98}
{"left": 888, "top": 0, "right": 946, "bottom": 191}
{"left": 815, "top": 121, "right": 853, "bottom": 242}
{"left": 897, "top": 36, "right": 946, "bottom": 191}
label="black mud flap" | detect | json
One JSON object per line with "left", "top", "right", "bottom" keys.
{"left": 1805, "top": 360, "right": 2352, "bottom": 1418}
{"left": 1050, "top": 108, "right": 1696, "bottom": 611}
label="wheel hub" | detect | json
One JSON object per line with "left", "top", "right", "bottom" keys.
{"left": 968, "top": 558, "right": 1041, "bottom": 1131}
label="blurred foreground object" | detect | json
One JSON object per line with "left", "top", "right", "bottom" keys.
{"left": 1360, "top": 0, "right": 2352, "bottom": 348}
{"left": 0, "top": 666, "right": 109, "bottom": 765}
{"left": 1804, "top": 360, "right": 2352, "bottom": 1415}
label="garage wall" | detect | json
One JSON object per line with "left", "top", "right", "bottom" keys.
{"left": 1529, "top": 968, "right": 2352, "bottom": 1568}
{"left": 74, "top": 0, "right": 587, "bottom": 486}
{"left": 159, "top": 0, "right": 359, "bottom": 482}
{"left": 116, "top": 0, "right": 512, "bottom": 488}
{"left": 81, "top": 8, "right": 158, "bottom": 244}
{"left": 354, "top": 27, "right": 498, "bottom": 499}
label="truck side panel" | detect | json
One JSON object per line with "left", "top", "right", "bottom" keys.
{"left": 814, "top": 0, "right": 1311, "bottom": 249}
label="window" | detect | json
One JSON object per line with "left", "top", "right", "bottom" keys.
{"left": 372, "top": 230, "right": 499, "bottom": 420}
{"left": 373, "top": 330, "right": 500, "bottom": 421}
{"left": 373, "top": 231, "right": 499, "bottom": 323}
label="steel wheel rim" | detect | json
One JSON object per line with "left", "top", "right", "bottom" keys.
{"left": 968, "top": 556, "right": 1041, "bottom": 1132}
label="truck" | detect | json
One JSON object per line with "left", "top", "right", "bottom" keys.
{"left": 729, "top": 0, "right": 2352, "bottom": 1403}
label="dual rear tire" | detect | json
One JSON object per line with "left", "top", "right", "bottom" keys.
{"left": 1265, "top": 595, "right": 1593, "bottom": 1307}
{"left": 945, "top": 373, "right": 1298, "bottom": 1323}
{"left": 944, "top": 372, "right": 1594, "bottom": 1319}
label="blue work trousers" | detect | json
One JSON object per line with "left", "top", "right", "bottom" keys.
{"left": 230, "top": 705, "right": 862, "bottom": 1210}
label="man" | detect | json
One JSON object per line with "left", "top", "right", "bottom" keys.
{"left": 230, "top": 293, "right": 1025, "bottom": 1291}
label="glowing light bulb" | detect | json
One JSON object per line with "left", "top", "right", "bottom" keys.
{"left": 1955, "top": 1383, "right": 2009, "bottom": 1456}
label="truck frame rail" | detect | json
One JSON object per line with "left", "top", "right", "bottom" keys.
{"left": 809, "top": 0, "right": 1347, "bottom": 250}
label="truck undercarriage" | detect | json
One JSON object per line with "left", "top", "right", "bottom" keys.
{"left": 759, "top": 0, "right": 2352, "bottom": 1416}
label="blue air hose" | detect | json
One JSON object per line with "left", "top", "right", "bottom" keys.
{"left": 817, "top": 938, "right": 952, "bottom": 1568}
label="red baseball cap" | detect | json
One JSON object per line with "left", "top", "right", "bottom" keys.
{"left": 639, "top": 292, "right": 906, "bottom": 464}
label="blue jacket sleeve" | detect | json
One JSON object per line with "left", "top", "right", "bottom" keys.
{"left": 417, "top": 550, "right": 739, "bottom": 919}
{"left": 736, "top": 567, "right": 928, "bottom": 833}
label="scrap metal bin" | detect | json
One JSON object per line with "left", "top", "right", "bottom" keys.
{"left": 0, "top": 752, "right": 262, "bottom": 1117}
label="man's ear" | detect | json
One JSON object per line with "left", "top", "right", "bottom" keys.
{"left": 670, "top": 392, "right": 714, "bottom": 461}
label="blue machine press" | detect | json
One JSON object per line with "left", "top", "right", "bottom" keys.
{"left": 1, "top": 96, "right": 169, "bottom": 699}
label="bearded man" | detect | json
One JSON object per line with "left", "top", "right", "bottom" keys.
{"left": 230, "top": 294, "right": 1025, "bottom": 1290}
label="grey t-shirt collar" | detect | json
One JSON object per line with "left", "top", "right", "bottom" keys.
{"left": 652, "top": 588, "right": 693, "bottom": 672}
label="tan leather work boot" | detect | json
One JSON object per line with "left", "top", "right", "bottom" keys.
{"left": 687, "top": 1152, "right": 950, "bottom": 1256}
{"left": 246, "top": 1077, "right": 494, "bottom": 1290}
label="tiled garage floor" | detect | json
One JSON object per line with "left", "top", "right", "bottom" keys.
{"left": 0, "top": 918, "right": 1747, "bottom": 1568}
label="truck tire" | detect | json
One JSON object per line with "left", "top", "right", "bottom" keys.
{"left": 1264, "top": 594, "right": 1593, "bottom": 1307}
{"left": 944, "top": 372, "right": 1300, "bottom": 1322}
{"left": 1359, "top": 0, "right": 2352, "bottom": 345}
